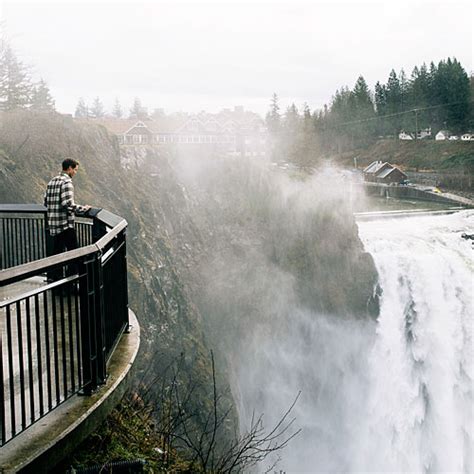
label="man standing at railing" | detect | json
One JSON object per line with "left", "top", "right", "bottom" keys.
{"left": 44, "top": 158, "right": 90, "bottom": 279}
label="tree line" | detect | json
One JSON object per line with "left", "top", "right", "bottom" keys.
{"left": 0, "top": 37, "right": 152, "bottom": 121}
{"left": 0, "top": 39, "right": 55, "bottom": 113}
{"left": 266, "top": 57, "right": 473, "bottom": 166}
{"left": 74, "top": 96, "right": 153, "bottom": 120}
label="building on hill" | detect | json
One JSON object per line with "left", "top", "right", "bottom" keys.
{"left": 435, "top": 130, "right": 450, "bottom": 141}
{"left": 363, "top": 161, "right": 393, "bottom": 181}
{"left": 375, "top": 166, "right": 408, "bottom": 184}
{"left": 461, "top": 133, "right": 474, "bottom": 141}
{"left": 399, "top": 131, "right": 414, "bottom": 140}
{"left": 79, "top": 106, "right": 267, "bottom": 157}
{"left": 363, "top": 161, "right": 407, "bottom": 184}
{"left": 417, "top": 128, "right": 432, "bottom": 139}
{"left": 399, "top": 128, "right": 431, "bottom": 140}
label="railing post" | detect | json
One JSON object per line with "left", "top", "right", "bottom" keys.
{"left": 92, "top": 217, "right": 107, "bottom": 243}
{"left": 78, "top": 250, "right": 106, "bottom": 394}
{"left": 44, "top": 210, "right": 54, "bottom": 259}
{"left": 78, "top": 256, "right": 95, "bottom": 395}
{"left": 94, "top": 251, "right": 107, "bottom": 384}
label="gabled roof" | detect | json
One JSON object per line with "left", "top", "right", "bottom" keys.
{"left": 89, "top": 119, "right": 154, "bottom": 134}
{"left": 376, "top": 166, "right": 406, "bottom": 179}
{"left": 364, "top": 161, "right": 387, "bottom": 174}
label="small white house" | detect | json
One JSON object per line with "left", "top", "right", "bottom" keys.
{"left": 461, "top": 134, "right": 473, "bottom": 141}
{"left": 399, "top": 131, "right": 414, "bottom": 140}
{"left": 435, "top": 130, "right": 450, "bottom": 141}
{"left": 417, "top": 128, "right": 432, "bottom": 139}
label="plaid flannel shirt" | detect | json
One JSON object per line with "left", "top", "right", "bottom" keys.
{"left": 43, "top": 172, "right": 86, "bottom": 236}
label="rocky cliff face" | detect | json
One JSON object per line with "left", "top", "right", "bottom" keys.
{"left": 165, "top": 154, "right": 379, "bottom": 360}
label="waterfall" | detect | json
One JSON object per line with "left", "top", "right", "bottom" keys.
{"left": 355, "top": 210, "right": 473, "bottom": 473}
{"left": 234, "top": 210, "right": 473, "bottom": 473}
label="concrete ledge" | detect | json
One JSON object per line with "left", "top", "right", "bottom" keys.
{"left": 0, "top": 309, "right": 140, "bottom": 474}
{"left": 363, "top": 182, "right": 474, "bottom": 207}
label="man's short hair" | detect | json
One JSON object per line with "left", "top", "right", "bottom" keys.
{"left": 62, "top": 158, "right": 79, "bottom": 170}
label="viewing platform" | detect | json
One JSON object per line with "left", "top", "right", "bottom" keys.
{"left": 0, "top": 204, "right": 140, "bottom": 473}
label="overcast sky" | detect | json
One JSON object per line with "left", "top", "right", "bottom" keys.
{"left": 1, "top": 0, "right": 472, "bottom": 116}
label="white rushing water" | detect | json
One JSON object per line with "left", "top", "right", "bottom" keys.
{"left": 235, "top": 210, "right": 473, "bottom": 473}
{"left": 354, "top": 210, "right": 473, "bottom": 473}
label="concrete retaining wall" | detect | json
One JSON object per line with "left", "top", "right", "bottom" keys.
{"left": 363, "top": 183, "right": 470, "bottom": 207}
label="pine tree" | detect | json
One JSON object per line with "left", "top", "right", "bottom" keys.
{"left": 90, "top": 96, "right": 105, "bottom": 118}
{"left": 75, "top": 97, "right": 88, "bottom": 118}
{"left": 374, "top": 81, "right": 388, "bottom": 136}
{"left": 350, "top": 76, "right": 375, "bottom": 143}
{"left": 352, "top": 76, "right": 374, "bottom": 115}
{"left": 112, "top": 97, "right": 123, "bottom": 118}
{"left": 303, "top": 103, "right": 311, "bottom": 122}
{"left": 385, "top": 70, "right": 401, "bottom": 111}
{"left": 30, "top": 78, "right": 55, "bottom": 112}
{"left": 409, "top": 64, "right": 431, "bottom": 129}
{"left": 129, "top": 97, "right": 147, "bottom": 119}
{"left": 385, "top": 70, "right": 402, "bottom": 133}
{"left": 374, "top": 81, "right": 387, "bottom": 115}
{"left": 284, "top": 103, "right": 299, "bottom": 131}
{"left": 265, "top": 92, "right": 281, "bottom": 135}
{"left": 399, "top": 69, "right": 409, "bottom": 110}
{"left": 0, "top": 45, "right": 31, "bottom": 111}
{"left": 438, "top": 58, "right": 470, "bottom": 130}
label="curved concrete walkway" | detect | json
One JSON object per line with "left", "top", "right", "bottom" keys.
{"left": 0, "top": 310, "right": 140, "bottom": 474}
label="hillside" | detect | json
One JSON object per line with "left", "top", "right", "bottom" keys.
{"left": 330, "top": 139, "right": 474, "bottom": 173}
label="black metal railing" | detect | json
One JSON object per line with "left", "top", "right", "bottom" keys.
{"left": 0, "top": 204, "right": 129, "bottom": 446}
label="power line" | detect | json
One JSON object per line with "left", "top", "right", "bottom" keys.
{"left": 332, "top": 100, "right": 473, "bottom": 127}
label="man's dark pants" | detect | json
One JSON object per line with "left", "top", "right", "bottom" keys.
{"left": 48, "top": 227, "right": 79, "bottom": 281}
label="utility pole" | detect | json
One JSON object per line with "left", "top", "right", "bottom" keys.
{"left": 414, "top": 109, "right": 419, "bottom": 140}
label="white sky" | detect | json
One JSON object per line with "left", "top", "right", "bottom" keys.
{"left": 1, "top": 0, "right": 472, "bottom": 116}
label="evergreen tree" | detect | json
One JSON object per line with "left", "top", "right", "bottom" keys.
{"left": 129, "top": 97, "right": 147, "bottom": 119}
{"left": 374, "top": 81, "right": 388, "bottom": 136}
{"left": 426, "top": 61, "right": 439, "bottom": 126}
{"left": 374, "top": 81, "right": 387, "bottom": 115}
{"left": 438, "top": 58, "right": 470, "bottom": 130}
{"left": 281, "top": 103, "right": 301, "bottom": 161}
{"left": 90, "top": 96, "right": 105, "bottom": 118}
{"left": 284, "top": 103, "right": 300, "bottom": 132}
{"left": 352, "top": 76, "right": 374, "bottom": 115}
{"left": 409, "top": 63, "right": 431, "bottom": 130}
{"left": 469, "top": 73, "right": 474, "bottom": 129}
{"left": 303, "top": 103, "right": 311, "bottom": 123}
{"left": 409, "top": 64, "right": 430, "bottom": 107}
{"left": 399, "top": 69, "right": 409, "bottom": 110}
{"left": 112, "top": 97, "right": 123, "bottom": 118}
{"left": 0, "top": 45, "right": 31, "bottom": 111}
{"left": 385, "top": 69, "right": 402, "bottom": 134}
{"left": 75, "top": 97, "right": 88, "bottom": 118}
{"left": 385, "top": 70, "right": 401, "bottom": 111}
{"left": 399, "top": 69, "right": 412, "bottom": 130}
{"left": 265, "top": 92, "right": 281, "bottom": 135}
{"left": 30, "top": 78, "right": 55, "bottom": 112}
{"left": 350, "top": 75, "right": 376, "bottom": 143}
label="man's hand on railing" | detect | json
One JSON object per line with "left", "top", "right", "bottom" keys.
{"left": 75, "top": 205, "right": 92, "bottom": 216}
